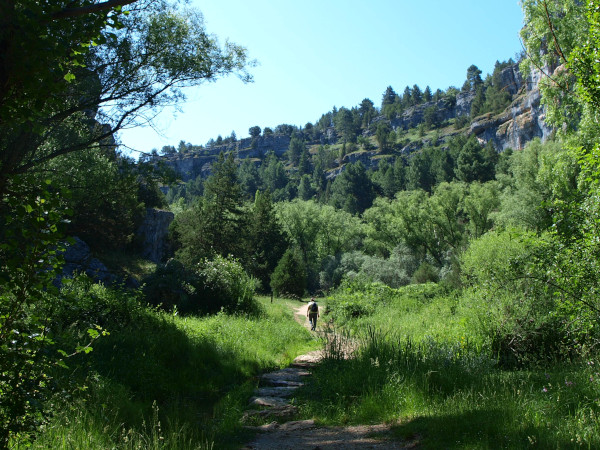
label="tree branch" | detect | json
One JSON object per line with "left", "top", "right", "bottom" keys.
{"left": 542, "top": 0, "right": 569, "bottom": 65}
{"left": 51, "top": 0, "right": 138, "bottom": 20}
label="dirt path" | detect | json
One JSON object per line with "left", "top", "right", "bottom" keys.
{"left": 242, "top": 301, "right": 418, "bottom": 449}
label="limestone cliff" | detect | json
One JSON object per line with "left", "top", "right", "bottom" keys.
{"left": 160, "top": 62, "right": 552, "bottom": 183}
{"left": 164, "top": 135, "right": 291, "bottom": 182}
{"left": 469, "top": 67, "right": 553, "bottom": 150}
{"left": 137, "top": 208, "right": 174, "bottom": 263}
{"left": 385, "top": 63, "right": 551, "bottom": 151}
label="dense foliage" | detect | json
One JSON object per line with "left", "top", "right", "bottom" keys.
{"left": 0, "top": 0, "right": 253, "bottom": 445}
{"left": 5, "top": 0, "right": 600, "bottom": 446}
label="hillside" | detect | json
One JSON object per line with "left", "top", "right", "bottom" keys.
{"left": 157, "top": 60, "right": 552, "bottom": 184}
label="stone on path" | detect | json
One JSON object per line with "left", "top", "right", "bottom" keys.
{"left": 266, "top": 379, "right": 304, "bottom": 387}
{"left": 245, "top": 364, "right": 313, "bottom": 420}
{"left": 249, "top": 396, "right": 290, "bottom": 408}
{"left": 242, "top": 405, "right": 298, "bottom": 422}
{"left": 254, "top": 386, "right": 298, "bottom": 398}
{"left": 261, "top": 367, "right": 311, "bottom": 384}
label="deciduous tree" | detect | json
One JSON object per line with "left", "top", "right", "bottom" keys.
{"left": 0, "top": 0, "right": 253, "bottom": 195}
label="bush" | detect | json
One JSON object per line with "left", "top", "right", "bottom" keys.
{"left": 360, "top": 255, "right": 410, "bottom": 287}
{"left": 270, "top": 248, "right": 307, "bottom": 298}
{"left": 55, "top": 275, "right": 144, "bottom": 331}
{"left": 411, "top": 262, "right": 439, "bottom": 284}
{"left": 143, "top": 256, "right": 258, "bottom": 315}
{"left": 336, "top": 245, "right": 420, "bottom": 289}
{"left": 318, "top": 255, "right": 344, "bottom": 293}
{"left": 325, "top": 279, "right": 397, "bottom": 323}
{"left": 142, "top": 259, "right": 197, "bottom": 312}
{"left": 194, "top": 255, "right": 258, "bottom": 314}
{"left": 460, "top": 229, "right": 568, "bottom": 366}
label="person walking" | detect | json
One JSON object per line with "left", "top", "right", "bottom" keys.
{"left": 307, "top": 297, "right": 319, "bottom": 331}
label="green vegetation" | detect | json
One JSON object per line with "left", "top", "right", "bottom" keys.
{"left": 298, "top": 281, "right": 600, "bottom": 448}
{"left": 5, "top": 0, "right": 600, "bottom": 448}
{"left": 16, "top": 288, "right": 316, "bottom": 448}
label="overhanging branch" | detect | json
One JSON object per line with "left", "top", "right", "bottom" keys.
{"left": 51, "top": 0, "right": 138, "bottom": 20}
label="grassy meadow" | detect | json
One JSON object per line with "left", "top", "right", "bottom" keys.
{"left": 295, "top": 282, "right": 600, "bottom": 449}
{"left": 23, "top": 279, "right": 600, "bottom": 449}
{"left": 17, "top": 291, "right": 317, "bottom": 449}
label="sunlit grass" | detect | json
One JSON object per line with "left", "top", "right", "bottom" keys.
{"left": 21, "top": 292, "right": 317, "bottom": 449}
{"left": 298, "top": 283, "right": 600, "bottom": 448}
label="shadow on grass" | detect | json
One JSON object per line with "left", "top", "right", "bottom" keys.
{"left": 52, "top": 285, "right": 267, "bottom": 448}
{"left": 294, "top": 329, "right": 599, "bottom": 449}
{"left": 394, "top": 408, "right": 577, "bottom": 449}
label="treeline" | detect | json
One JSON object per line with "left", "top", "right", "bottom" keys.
{"left": 166, "top": 133, "right": 501, "bottom": 209}
{"left": 152, "top": 58, "right": 517, "bottom": 159}
{"left": 157, "top": 136, "right": 554, "bottom": 305}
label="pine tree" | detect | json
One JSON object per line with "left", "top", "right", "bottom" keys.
{"left": 288, "top": 136, "right": 304, "bottom": 165}
{"left": 381, "top": 86, "right": 398, "bottom": 109}
{"left": 424, "top": 86, "right": 433, "bottom": 102}
{"left": 298, "top": 148, "right": 311, "bottom": 175}
{"left": 329, "top": 161, "right": 375, "bottom": 214}
{"left": 270, "top": 248, "right": 307, "bottom": 297}
{"left": 202, "top": 152, "right": 246, "bottom": 257}
{"left": 248, "top": 190, "right": 288, "bottom": 290}
{"left": 455, "top": 137, "right": 491, "bottom": 183}
{"left": 298, "top": 175, "right": 316, "bottom": 200}
{"left": 412, "top": 84, "right": 423, "bottom": 104}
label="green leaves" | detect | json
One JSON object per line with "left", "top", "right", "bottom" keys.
{"left": 520, "top": 0, "right": 587, "bottom": 132}
{"left": 0, "top": 176, "right": 74, "bottom": 444}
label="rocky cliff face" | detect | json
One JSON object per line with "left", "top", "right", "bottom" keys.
{"left": 137, "top": 208, "right": 174, "bottom": 263}
{"left": 164, "top": 135, "right": 291, "bottom": 182}
{"left": 56, "top": 208, "right": 173, "bottom": 288}
{"left": 160, "top": 63, "right": 552, "bottom": 183}
{"left": 385, "top": 63, "right": 551, "bottom": 151}
{"left": 387, "top": 90, "right": 476, "bottom": 131}
{"left": 469, "top": 67, "right": 552, "bottom": 150}
{"left": 61, "top": 237, "right": 116, "bottom": 284}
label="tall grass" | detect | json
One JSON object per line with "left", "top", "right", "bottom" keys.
{"left": 17, "top": 286, "right": 316, "bottom": 449}
{"left": 297, "top": 283, "right": 600, "bottom": 448}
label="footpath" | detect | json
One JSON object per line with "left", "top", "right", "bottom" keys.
{"left": 242, "top": 303, "right": 415, "bottom": 449}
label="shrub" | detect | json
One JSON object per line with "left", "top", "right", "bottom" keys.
{"left": 193, "top": 255, "right": 258, "bottom": 315}
{"left": 142, "top": 259, "right": 197, "bottom": 312}
{"left": 360, "top": 255, "right": 410, "bottom": 287}
{"left": 325, "top": 279, "right": 397, "bottom": 323}
{"left": 336, "top": 245, "right": 420, "bottom": 289}
{"left": 143, "top": 256, "right": 258, "bottom": 315}
{"left": 460, "top": 229, "right": 568, "bottom": 366}
{"left": 318, "top": 255, "right": 344, "bottom": 293}
{"left": 55, "top": 275, "right": 144, "bottom": 331}
{"left": 411, "top": 262, "right": 440, "bottom": 284}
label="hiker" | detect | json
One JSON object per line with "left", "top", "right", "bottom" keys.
{"left": 307, "top": 297, "right": 319, "bottom": 331}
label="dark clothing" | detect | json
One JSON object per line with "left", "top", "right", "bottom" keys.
{"left": 307, "top": 301, "right": 319, "bottom": 330}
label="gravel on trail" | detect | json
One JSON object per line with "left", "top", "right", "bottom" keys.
{"left": 242, "top": 303, "right": 419, "bottom": 449}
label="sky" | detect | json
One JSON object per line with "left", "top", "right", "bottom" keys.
{"left": 118, "top": 0, "right": 525, "bottom": 157}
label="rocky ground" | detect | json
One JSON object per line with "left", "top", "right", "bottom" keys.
{"left": 242, "top": 303, "right": 419, "bottom": 449}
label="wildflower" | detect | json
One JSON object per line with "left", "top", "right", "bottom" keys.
{"left": 565, "top": 380, "right": 574, "bottom": 387}
{"left": 542, "top": 387, "right": 548, "bottom": 393}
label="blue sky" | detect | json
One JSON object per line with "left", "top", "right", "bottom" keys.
{"left": 118, "top": 0, "right": 525, "bottom": 156}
